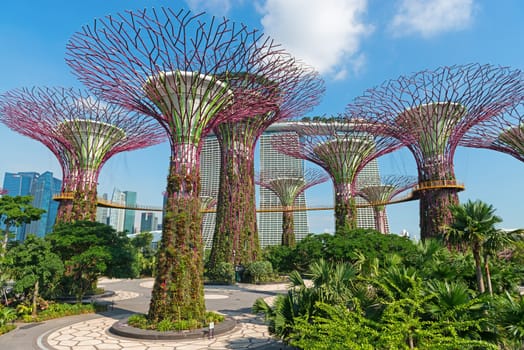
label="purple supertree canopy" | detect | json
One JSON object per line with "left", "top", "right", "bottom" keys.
{"left": 348, "top": 63, "right": 522, "bottom": 181}
{"left": 461, "top": 102, "right": 524, "bottom": 162}
{"left": 0, "top": 87, "right": 165, "bottom": 222}
{"left": 255, "top": 167, "right": 328, "bottom": 246}
{"left": 66, "top": 7, "right": 294, "bottom": 154}
{"left": 346, "top": 63, "right": 523, "bottom": 239}
{"left": 256, "top": 167, "right": 329, "bottom": 207}
{"left": 357, "top": 174, "right": 417, "bottom": 205}
{"left": 271, "top": 118, "right": 403, "bottom": 232}
{"left": 357, "top": 175, "right": 417, "bottom": 234}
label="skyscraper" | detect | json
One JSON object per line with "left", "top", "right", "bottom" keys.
{"left": 96, "top": 193, "right": 110, "bottom": 225}
{"left": 108, "top": 188, "right": 125, "bottom": 232}
{"left": 199, "top": 136, "right": 220, "bottom": 249}
{"left": 140, "top": 212, "right": 158, "bottom": 232}
{"left": 259, "top": 132, "right": 309, "bottom": 247}
{"left": 354, "top": 159, "right": 389, "bottom": 231}
{"left": 25, "top": 171, "right": 62, "bottom": 238}
{"left": 123, "top": 190, "right": 137, "bottom": 234}
{"left": 2, "top": 171, "right": 61, "bottom": 240}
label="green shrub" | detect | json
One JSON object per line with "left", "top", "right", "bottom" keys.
{"left": 262, "top": 245, "right": 294, "bottom": 273}
{"left": 205, "top": 311, "right": 225, "bottom": 324}
{"left": 243, "top": 261, "right": 274, "bottom": 283}
{"left": 0, "top": 307, "right": 17, "bottom": 327}
{"left": 21, "top": 302, "right": 103, "bottom": 322}
{"left": 128, "top": 314, "right": 148, "bottom": 329}
{"left": 0, "top": 324, "right": 16, "bottom": 335}
{"left": 127, "top": 311, "right": 225, "bottom": 331}
{"left": 157, "top": 318, "right": 176, "bottom": 331}
{"left": 206, "top": 262, "right": 235, "bottom": 284}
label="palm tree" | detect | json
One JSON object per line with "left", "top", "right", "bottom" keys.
{"left": 444, "top": 200, "right": 502, "bottom": 293}
{"left": 482, "top": 229, "right": 516, "bottom": 295}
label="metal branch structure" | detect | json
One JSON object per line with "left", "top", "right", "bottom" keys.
{"left": 461, "top": 102, "right": 524, "bottom": 162}
{"left": 357, "top": 175, "right": 417, "bottom": 234}
{"left": 65, "top": 7, "right": 301, "bottom": 322}
{"left": 0, "top": 87, "right": 164, "bottom": 223}
{"left": 255, "top": 167, "right": 328, "bottom": 246}
{"left": 209, "top": 64, "right": 324, "bottom": 269}
{"left": 347, "top": 63, "right": 523, "bottom": 240}
{"left": 271, "top": 119, "right": 402, "bottom": 233}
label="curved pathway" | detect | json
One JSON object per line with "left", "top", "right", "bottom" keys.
{"left": 0, "top": 278, "right": 292, "bottom": 350}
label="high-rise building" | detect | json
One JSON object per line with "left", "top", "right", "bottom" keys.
{"left": 354, "top": 159, "right": 389, "bottom": 231}
{"left": 259, "top": 132, "right": 309, "bottom": 247}
{"left": 123, "top": 191, "right": 137, "bottom": 234}
{"left": 25, "top": 171, "right": 61, "bottom": 238}
{"left": 96, "top": 193, "right": 110, "bottom": 225}
{"left": 140, "top": 212, "right": 158, "bottom": 232}
{"left": 108, "top": 188, "right": 125, "bottom": 232}
{"left": 2, "top": 171, "right": 61, "bottom": 240}
{"left": 199, "top": 136, "right": 220, "bottom": 249}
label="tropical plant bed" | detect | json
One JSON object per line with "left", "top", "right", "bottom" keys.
{"left": 0, "top": 324, "right": 16, "bottom": 336}
{"left": 20, "top": 302, "right": 107, "bottom": 322}
{"left": 110, "top": 313, "right": 236, "bottom": 340}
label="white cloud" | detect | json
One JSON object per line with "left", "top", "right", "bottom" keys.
{"left": 257, "top": 0, "right": 373, "bottom": 78}
{"left": 390, "top": 0, "right": 475, "bottom": 38}
{"left": 185, "top": 0, "right": 234, "bottom": 16}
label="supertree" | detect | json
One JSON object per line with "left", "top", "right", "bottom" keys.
{"left": 0, "top": 87, "right": 164, "bottom": 223}
{"left": 65, "top": 7, "right": 304, "bottom": 322}
{"left": 356, "top": 175, "right": 417, "bottom": 234}
{"left": 272, "top": 118, "right": 402, "bottom": 233}
{"left": 208, "top": 65, "right": 323, "bottom": 269}
{"left": 461, "top": 102, "right": 524, "bottom": 162}
{"left": 347, "top": 63, "right": 523, "bottom": 240}
{"left": 255, "top": 167, "right": 328, "bottom": 246}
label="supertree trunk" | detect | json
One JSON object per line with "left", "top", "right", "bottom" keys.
{"left": 334, "top": 182, "right": 357, "bottom": 232}
{"left": 374, "top": 206, "right": 388, "bottom": 234}
{"left": 281, "top": 207, "right": 295, "bottom": 246}
{"left": 210, "top": 124, "right": 259, "bottom": 267}
{"left": 148, "top": 144, "right": 205, "bottom": 322}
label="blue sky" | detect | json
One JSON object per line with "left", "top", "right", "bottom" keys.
{"left": 0, "top": 0, "right": 523, "bottom": 238}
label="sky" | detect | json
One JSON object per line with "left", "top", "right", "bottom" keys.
{"left": 0, "top": 0, "right": 523, "bottom": 239}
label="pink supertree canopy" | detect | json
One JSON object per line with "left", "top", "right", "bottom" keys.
{"left": 356, "top": 175, "right": 417, "bottom": 234}
{"left": 255, "top": 167, "right": 328, "bottom": 246}
{"left": 461, "top": 102, "right": 524, "bottom": 162}
{"left": 0, "top": 87, "right": 165, "bottom": 223}
{"left": 347, "top": 63, "right": 523, "bottom": 239}
{"left": 271, "top": 118, "right": 403, "bottom": 232}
